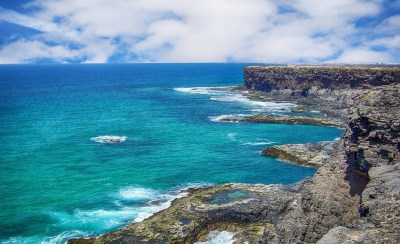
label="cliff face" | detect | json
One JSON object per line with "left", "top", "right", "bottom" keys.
{"left": 248, "top": 67, "right": 400, "bottom": 243}
{"left": 261, "top": 84, "right": 400, "bottom": 243}
{"left": 244, "top": 66, "right": 400, "bottom": 93}
{"left": 244, "top": 65, "right": 400, "bottom": 122}
{"left": 336, "top": 85, "right": 400, "bottom": 243}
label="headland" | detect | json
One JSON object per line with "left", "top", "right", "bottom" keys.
{"left": 69, "top": 65, "right": 400, "bottom": 243}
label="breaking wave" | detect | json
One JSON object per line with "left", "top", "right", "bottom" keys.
{"left": 40, "top": 183, "right": 212, "bottom": 242}
{"left": 175, "top": 86, "right": 296, "bottom": 113}
{"left": 90, "top": 135, "right": 127, "bottom": 144}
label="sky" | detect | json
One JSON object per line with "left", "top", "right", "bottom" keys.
{"left": 0, "top": 0, "right": 399, "bottom": 64}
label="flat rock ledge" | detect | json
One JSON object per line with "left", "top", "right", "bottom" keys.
{"left": 220, "top": 113, "right": 346, "bottom": 128}
{"left": 261, "top": 141, "right": 339, "bottom": 168}
{"left": 68, "top": 183, "right": 300, "bottom": 244}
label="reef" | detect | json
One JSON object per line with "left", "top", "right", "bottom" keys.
{"left": 69, "top": 66, "right": 400, "bottom": 243}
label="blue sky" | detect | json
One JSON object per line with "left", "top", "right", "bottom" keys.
{"left": 0, "top": 0, "right": 399, "bottom": 64}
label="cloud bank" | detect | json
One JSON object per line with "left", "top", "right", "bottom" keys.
{"left": 0, "top": 0, "right": 399, "bottom": 63}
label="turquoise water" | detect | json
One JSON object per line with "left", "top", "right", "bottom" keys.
{"left": 0, "top": 64, "right": 343, "bottom": 243}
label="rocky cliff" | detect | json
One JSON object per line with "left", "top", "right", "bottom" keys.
{"left": 69, "top": 66, "right": 400, "bottom": 244}
{"left": 244, "top": 66, "right": 400, "bottom": 120}
{"left": 244, "top": 66, "right": 400, "bottom": 93}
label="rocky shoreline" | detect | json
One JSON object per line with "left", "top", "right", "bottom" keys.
{"left": 69, "top": 65, "right": 400, "bottom": 243}
{"left": 218, "top": 113, "right": 345, "bottom": 128}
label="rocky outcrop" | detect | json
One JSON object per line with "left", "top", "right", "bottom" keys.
{"left": 69, "top": 184, "right": 301, "bottom": 244}
{"left": 243, "top": 66, "right": 400, "bottom": 121}
{"left": 262, "top": 141, "right": 338, "bottom": 168}
{"left": 218, "top": 114, "right": 345, "bottom": 127}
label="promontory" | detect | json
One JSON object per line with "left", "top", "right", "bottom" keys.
{"left": 69, "top": 65, "right": 400, "bottom": 244}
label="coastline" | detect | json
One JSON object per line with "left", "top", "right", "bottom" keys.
{"left": 69, "top": 65, "right": 400, "bottom": 243}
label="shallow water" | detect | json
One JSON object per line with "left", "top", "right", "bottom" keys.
{"left": 0, "top": 64, "right": 343, "bottom": 243}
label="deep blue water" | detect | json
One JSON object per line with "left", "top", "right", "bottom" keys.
{"left": 0, "top": 64, "right": 343, "bottom": 243}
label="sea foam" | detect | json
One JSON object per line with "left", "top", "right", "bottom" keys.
{"left": 209, "top": 114, "right": 248, "bottom": 123}
{"left": 119, "top": 187, "right": 159, "bottom": 200}
{"left": 195, "top": 231, "right": 236, "bottom": 244}
{"left": 242, "top": 141, "right": 276, "bottom": 146}
{"left": 90, "top": 135, "right": 127, "bottom": 144}
{"left": 47, "top": 183, "right": 212, "bottom": 241}
{"left": 175, "top": 86, "right": 296, "bottom": 113}
{"left": 173, "top": 86, "right": 234, "bottom": 95}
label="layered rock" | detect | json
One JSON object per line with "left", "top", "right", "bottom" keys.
{"left": 329, "top": 85, "right": 400, "bottom": 243}
{"left": 244, "top": 66, "right": 400, "bottom": 93}
{"left": 244, "top": 66, "right": 400, "bottom": 121}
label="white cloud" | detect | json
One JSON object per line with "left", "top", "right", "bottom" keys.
{"left": 0, "top": 0, "right": 398, "bottom": 63}
{"left": 331, "top": 48, "right": 392, "bottom": 63}
{"left": 0, "top": 40, "right": 80, "bottom": 63}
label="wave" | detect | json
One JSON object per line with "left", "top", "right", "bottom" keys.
{"left": 209, "top": 114, "right": 248, "bottom": 123}
{"left": 90, "top": 135, "right": 127, "bottom": 144}
{"left": 42, "top": 230, "right": 90, "bottom": 244}
{"left": 173, "top": 86, "right": 234, "bottom": 95}
{"left": 119, "top": 187, "right": 159, "bottom": 200}
{"left": 175, "top": 86, "right": 296, "bottom": 113}
{"left": 195, "top": 231, "right": 236, "bottom": 244}
{"left": 43, "top": 183, "right": 212, "bottom": 242}
{"left": 2, "top": 230, "right": 90, "bottom": 244}
{"left": 209, "top": 91, "right": 296, "bottom": 112}
{"left": 2, "top": 236, "right": 42, "bottom": 244}
{"left": 119, "top": 183, "right": 212, "bottom": 222}
{"left": 242, "top": 141, "right": 276, "bottom": 146}
{"left": 227, "top": 133, "right": 238, "bottom": 141}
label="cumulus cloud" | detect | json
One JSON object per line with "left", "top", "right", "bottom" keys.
{"left": 0, "top": 0, "right": 398, "bottom": 63}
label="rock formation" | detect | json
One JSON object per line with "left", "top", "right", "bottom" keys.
{"left": 262, "top": 141, "right": 338, "bottom": 168}
{"left": 217, "top": 114, "right": 345, "bottom": 127}
{"left": 69, "top": 66, "right": 400, "bottom": 244}
{"left": 244, "top": 65, "right": 400, "bottom": 121}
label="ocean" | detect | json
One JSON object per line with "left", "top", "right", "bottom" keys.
{"left": 0, "top": 64, "right": 343, "bottom": 243}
